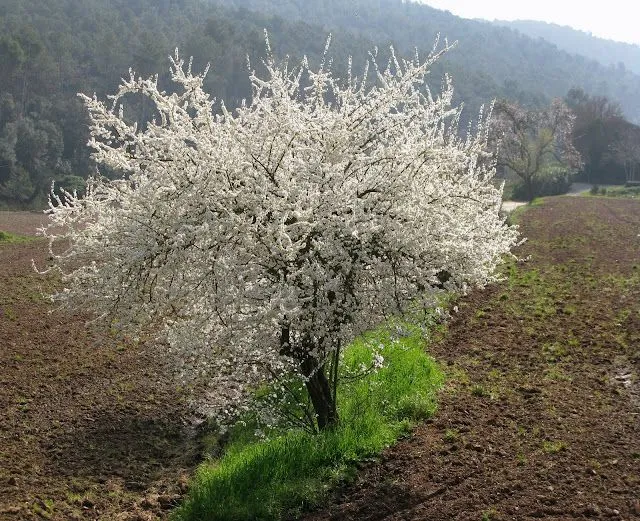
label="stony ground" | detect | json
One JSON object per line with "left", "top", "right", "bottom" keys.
{"left": 1, "top": 197, "right": 640, "bottom": 521}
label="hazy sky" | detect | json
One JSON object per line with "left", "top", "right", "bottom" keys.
{"left": 420, "top": 1, "right": 640, "bottom": 45}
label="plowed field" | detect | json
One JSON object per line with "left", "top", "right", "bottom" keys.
{"left": 2, "top": 197, "right": 639, "bottom": 520}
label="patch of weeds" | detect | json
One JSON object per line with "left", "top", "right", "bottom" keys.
{"left": 616, "top": 309, "right": 632, "bottom": 324}
{"left": 566, "top": 336, "right": 580, "bottom": 348}
{"left": 428, "top": 321, "right": 449, "bottom": 345}
{"left": 471, "top": 384, "right": 490, "bottom": 398}
{"left": 443, "top": 429, "right": 459, "bottom": 442}
{"left": 523, "top": 325, "right": 536, "bottom": 337}
{"left": 15, "top": 395, "right": 31, "bottom": 412}
{"left": 488, "top": 388, "right": 501, "bottom": 400}
{"left": 588, "top": 459, "right": 602, "bottom": 471}
{"left": 532, "top": 298, "right": 557, "bottom": 318}
{"left": 1, "top": 305, "right": 17, "bottom": 321}
{"left": 32, "top": 499, "right": 54, "bottom": 519}
{"left": 614, "top": 332, "right": 629, "bottom": 349}
{"left": 516, "top": 452, "right": 527, "bottom": 466}
{"left": 500, "top": 264, "right": 562, "bottom": 321}
{"left": 481, "top": 508, "right": 498, "bottom": 521}
{"left": 486, "top": 369, "right": 502, "bottom": 381}
{"left": 0, "top": 230, "right": 34, "bottom": 244}
{"left": 446, "top": 366, "right": 470, "bottom": 385}
{"left": 542, "top": 440, "right": 567, "bottom": 453}
{"left": 543, "top": 367, "right": 572, "bottom": 382}
{"left": 65, "top": 491, "right": 84, "bottom": 505}
{"left": 542, "top": 342, "right": 568, "bottom": 363}
{"left": 443, "top": 366, "right": 470, "bottom": 395}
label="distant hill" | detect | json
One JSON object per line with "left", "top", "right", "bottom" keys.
{"left": 494, "top": 19, "right": 640, "bottom": 75}
{"left": 3, "top": 0, "right": 640, "bottom": 208}
{"left": 211, "top": 0, "right": 640, "bottom": 123}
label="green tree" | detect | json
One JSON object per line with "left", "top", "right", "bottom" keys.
{"left": 566, "top": 88, "right": 626, "bottom": 184}
{"left": 492, "top": 99, "right": 581, "bottom": 201}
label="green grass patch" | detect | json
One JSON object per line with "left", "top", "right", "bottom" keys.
{"left": 173, "top": 324, "right": 443, "bottom": 521}
{"left": 0, "top": 230, "right": 35, "bottom": 244}
{"left": 542, "top": 440, "right": 568, "bottom": 453}
{"left": 505, "top": 204, "right": 528, "bottom": 225}
{"left": 586, "top": 185, "right": 640, "bottom": 198}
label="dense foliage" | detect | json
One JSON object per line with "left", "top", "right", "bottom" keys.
{"left": 492, "top": 99, "right": 581, "bottom": 201}
{"left": 0, "top": 0, "right": 374, "bottom": 208}
{"left": 566, "top": 88, "right": 640, "bottom": 185}
{"left": 216, "top": 0, "right": 640, "bottom": 122}
{"left": 3, "top": 0, "right": 640, "bottom": 207}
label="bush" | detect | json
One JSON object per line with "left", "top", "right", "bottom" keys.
{"left": 511, "top": 167, "right": 572, "bottom": 201}
{"left": 54, "top": 175, "right": 86, "bottom": 197}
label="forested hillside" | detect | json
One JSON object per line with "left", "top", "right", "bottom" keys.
{"left": 496, "top": 19, "right": 640, "bottom": 75}
{"left": 0, "top": 0, "right": 376, "bottom": 208}
{"left": 2, "top": 0, "right": 640, "bottom": 208}
{"left": 214, "top": 0, "right": 640, "bottom": 122}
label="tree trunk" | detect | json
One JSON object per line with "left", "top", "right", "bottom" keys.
{"left": 526, "top": 177, "right": 535, "bottom": 203}
{"left": 280, "top": 326, "right": 339, "bottom": 431}
{"left": 301, "top": 356, "right": 338, "bottom": 431}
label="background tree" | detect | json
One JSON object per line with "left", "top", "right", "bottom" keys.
{"left": 492, "top": 98, "right": 581, "bottom": 201}
{"left": 565, "top": 88, "right": 639, "bottom": 184}
{"left": 609, "top": 122, "right": 640, "bottom": 183}
{"left": 41, "top": 42, "right": 519, "bottom": 432}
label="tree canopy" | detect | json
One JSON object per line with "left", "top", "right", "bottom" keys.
{"left": 40, "top": 41, "right": 519, "bottom": 431}
{"left": 492, "top": 99, "right": 581, "bottom": 201}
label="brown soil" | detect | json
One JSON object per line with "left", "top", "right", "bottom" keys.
{"left": 0, "top": 213, "right": 201, "bottom": 520}
{"left": 2, "top": 197, "right": 640, "bottom": 521}
{"left": 303, "top": 197, "right": 640, "bottom": 521}
{"left": 0, "top": 212, "right": 50, "bottom": 236}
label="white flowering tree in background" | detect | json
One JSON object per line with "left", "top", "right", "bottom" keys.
{"left": 40, "top": 36, "right": 519, "bottom": 432}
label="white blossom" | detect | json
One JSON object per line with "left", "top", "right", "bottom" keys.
{"left": 39, "top": 40, "right": 519, "bottom": 430}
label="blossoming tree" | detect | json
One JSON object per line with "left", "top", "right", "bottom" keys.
{"left": 41, "top": 37, "right": 519, "bottom": 431}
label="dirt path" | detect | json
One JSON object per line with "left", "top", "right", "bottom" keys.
{"left": 303, "top": 197, "right": 640, "bottom": 521}
{"left": 0, "top": 213, "right": 201, "bottom": 520}
{"left": 501, "top": 183, "right": 594, "bottom": 213}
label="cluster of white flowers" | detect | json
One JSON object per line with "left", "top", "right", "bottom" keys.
{"left": 40, "top": 36, "right": 519, "bottom": 429}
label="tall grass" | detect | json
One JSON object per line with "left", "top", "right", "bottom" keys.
{"left": 173, "top": 323, "right": 443, "bottom": 521}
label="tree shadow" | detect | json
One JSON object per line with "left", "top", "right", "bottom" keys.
{"left": 42, "top": 408, "right": 201, "bottom": 489}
